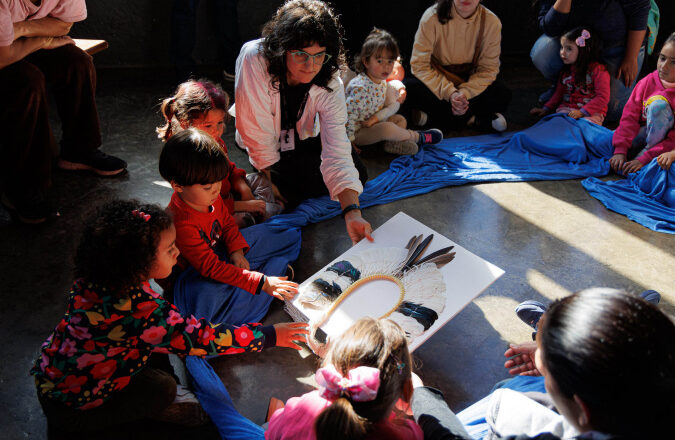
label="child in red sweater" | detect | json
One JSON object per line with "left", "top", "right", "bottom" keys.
{"left": 160, "top": 128, "right": 299, "bottom": 320}
{"left": 530, "top": 27, "right": 610, "bottom": 126}
{"left": 609, "top": 33, "right": 675, "bottom": 174}
{"left": 158, "top": 79, "right": 283, "bottom": 227}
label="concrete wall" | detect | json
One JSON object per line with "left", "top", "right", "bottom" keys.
{"left": 70, "top": 0, "right": 542, "bottom": 68}
{"left": 70, "top": 0, "right": 672, "bottom": 69}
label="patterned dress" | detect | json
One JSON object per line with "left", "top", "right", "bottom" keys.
{"left": 31, "top": 279, "right": 275, "bottom": 410}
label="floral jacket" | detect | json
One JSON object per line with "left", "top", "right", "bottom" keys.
{"left": 30, "top": 280, "right": 276, "bottom": 410}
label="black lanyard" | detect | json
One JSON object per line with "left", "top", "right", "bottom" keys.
{"left": 280, "top": 81, "right": 311, "bottom": 142}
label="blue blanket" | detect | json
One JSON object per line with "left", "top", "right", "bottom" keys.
{"left": 582, "top": 160, "right": 675, "bottom": 234}
{"left": 267, "top": 114, "right": 614, "bottom": 230}
{"left": 174, "top": 224, "right": 301, "bottom": 439}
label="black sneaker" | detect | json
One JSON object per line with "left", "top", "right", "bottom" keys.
{"left": 1, "top": 188, "right": 52, "bottom": 224}
{"left": 58, "top": 150, "right": 127, "bottom": 176}
{"left": 416, "top": 128, "right": 443, "bottom": 146}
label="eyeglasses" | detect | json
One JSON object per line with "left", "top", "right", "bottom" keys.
{"left": 288, "top": 50, "right": 333, "bottom": 66}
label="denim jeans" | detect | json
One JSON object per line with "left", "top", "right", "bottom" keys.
{"left": 530, "top": 34, "right": 646, "bottom": 122}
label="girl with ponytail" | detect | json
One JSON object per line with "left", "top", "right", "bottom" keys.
{"left": 266, "top": 318, "right": 423, "bottom": 440}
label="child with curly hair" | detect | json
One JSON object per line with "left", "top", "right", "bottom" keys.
{"left": 158, "top": 79, "right": 282, "bottom": 227}
{"left": 30, "top": 200, "right": 308, "bottom": 432}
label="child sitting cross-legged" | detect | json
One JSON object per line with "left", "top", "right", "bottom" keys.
{"left": 266, "top": 317, "right": 423, "bottom": 440}
{"left": 160, "top": 128, "right": 300, "bottom": 324}
{"left": 30, "top": 200, "right": 308, "bottom": 432}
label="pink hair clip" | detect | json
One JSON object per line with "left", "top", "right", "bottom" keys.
{"left": 315, "top": 364, "right": 380, "bottom": 402}
{"left": 575, "top": 29, "right": 591, "bottom": 47}
{"left": 131, "top": 209, "right": 151, "bottom": 222}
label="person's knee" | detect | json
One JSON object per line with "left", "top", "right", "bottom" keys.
{"left": 61, "top": 46, "right": 96, "bottom": 80}
{"left": 387, "top": 114, "right": 407, "bottom": 128}
{"left": 20, "top": 64, "right": 48, "bottom": 102}
{"left": 530, "top": 35, "right": 562, "bottom": 81}
{"left": 140, "top": 368, "right": 178, "bottom": 413}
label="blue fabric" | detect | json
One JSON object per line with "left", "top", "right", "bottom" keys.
{"left": 582, "top": 160, "right": 675, "bottom": 234}
{"left": 173, "top": 224, "right": 302, "bottom": 439}
{"left": 458, "top": 376, "right": 547, "bottom": 440}
{"left": 267, "top": 114, "right": 613, "bottom": 231}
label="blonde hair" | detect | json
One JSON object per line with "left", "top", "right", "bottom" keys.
{"left": 314, "top": 318, "right": 412, "bottom": 440}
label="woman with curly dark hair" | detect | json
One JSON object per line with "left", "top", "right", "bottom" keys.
{"left": 233, "top": 0, "right": 374, "bottom": 246}
{"left": 30, "top": 200, "right": 308, "bottom": 433}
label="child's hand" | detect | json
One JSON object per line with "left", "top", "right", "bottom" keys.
{"left": 363, "top": 115, "right": 379, "bottom": 128}
{"left": 657, "top": 151, "right": 675, "bottom": 170}
{"left": 567, "top": 109, "right": 583, "bottom": 119}
{"left": 234, "top": 199, "right": 266, "bottom": 215}
{"left": 263, "top": 276, "right": 298, "bottom": 301}
{"left": 609, "top": 153, "right": 626, "bottom": 172}
{"left": 529, "top": 107, "right": 549, "bottom": 117}
{"left": 504, "top": 342, "right": 541, "bottom": 376}
{"left": 397, "top": 88, "right": 407, "bottom": 104}
{"left": 622, "top": 159, "right": 644, "bottom": 174}
{"left": 229, "top": 250, "right": 250, "bottom": 270}
{"left": 273, "top": 322, "right": 309, "bottom": 350}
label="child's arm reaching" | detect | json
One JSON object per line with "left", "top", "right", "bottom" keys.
{"left": 657, "top": 150, "right": 675, "bottom": 170}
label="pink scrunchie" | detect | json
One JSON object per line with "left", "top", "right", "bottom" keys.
{"left": 315, "top": 364, "right": 380, "bottom": 402}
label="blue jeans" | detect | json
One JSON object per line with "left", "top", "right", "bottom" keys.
{"left": 530, "top": 34, "right": 645, "bottom": 122}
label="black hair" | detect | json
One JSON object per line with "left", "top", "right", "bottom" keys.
{"left": 74, "top": 200, "right": 173, "bottom": 296}
{"left": 540, "top": 288, "right": 675, "bottom": 436}
{"left": 436, "top": 0, "right": 481, "bottom": 24}
{"left": 261, "top": 0, "right": 345, "bottom": 91}
{"left": 664, "top": 31, "right": 675, "bottom": 48}
{"left": 560, "top": 27, "right": 604, "bottom": 87}
{"left": 157, "top": 79, "right": 230, "bottom": 141}
{"left": 158, "top": 127, "right": 230, "bottom": 186}
{"left": 354, "top": 28, "right": 400, "bottom": 74}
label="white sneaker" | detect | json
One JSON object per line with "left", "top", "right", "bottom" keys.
{"left": 412, "top": 110, "right": 428, "bottom": 127}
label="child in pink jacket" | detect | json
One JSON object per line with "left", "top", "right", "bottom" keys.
{"left": 609, "top": 33, "right": 675, "bottom": 174}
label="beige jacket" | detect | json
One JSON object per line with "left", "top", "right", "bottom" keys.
{"left": 410, "top": 3, "right": 502, "bottom": 101}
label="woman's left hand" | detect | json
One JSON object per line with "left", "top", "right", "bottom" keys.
{"left": 344, "top": 210, "right": 374, "bottom": 246}
{"left": 617, "top": 55, "right": 638, "bottom": 87}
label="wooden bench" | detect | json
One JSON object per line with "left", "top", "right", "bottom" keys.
{"left": 73, "top": 38, "right": 108, "bottom": 55}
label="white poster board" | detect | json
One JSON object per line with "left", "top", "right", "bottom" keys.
{"left": 287, "top": 212, "right": 504, "bottom": 352}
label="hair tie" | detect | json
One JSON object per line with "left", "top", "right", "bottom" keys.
{"left": 396, "top": 362, "right": 405, "bottom": 375}
{"left": 131, "top": 209, "right": 151, "bottom": 222}
{"left": 575, "top": 29, "right": 591, "bottom": 47}
{"left": 315, "top": 364, "right": 380, "bottom": 402}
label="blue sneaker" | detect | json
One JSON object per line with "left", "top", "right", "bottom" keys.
{"left": 416, "top": 128, "right": 443, "bottom": 146}
{"left": 515, "top": 300, "right": 547, "bottom": 330}
{"left": 639, "top": 290, "right": 661, "bottom": 305}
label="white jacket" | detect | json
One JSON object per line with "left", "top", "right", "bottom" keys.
{"left": 232, "top": 39, "right": 363, "bottom": 200}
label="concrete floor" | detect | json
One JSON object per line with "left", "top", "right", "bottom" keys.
{"left": 1, "top": 59, "right": 673, "bottom": 439}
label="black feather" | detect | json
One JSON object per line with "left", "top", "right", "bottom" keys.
{"left": 326, "top": 260, "right": 361, "bottom": 282}
{"left": 413, "top": 246, "right": 455, "bottom": 267}
{"left": 402, "top": 234, "right": 434, "bottom": 271}
{"left": 397, "top": 301, "right": 439, "bottom": 330}
{"left": 312, "top": 278, "right": 342, "bottom": 300}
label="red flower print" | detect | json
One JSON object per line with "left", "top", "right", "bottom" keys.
{"left": 132, "top": 301, "right": 159, "bottom": 320}
{"left": 92, "top": 379, "right": 107, "bottom": 395}
{"left": 186, "top": 316, "right": 201, "bottom": 333}
{"left": 224, "top": 347, "right": 245, "bottom": 354}
{"left": 140, "top": 326, "right": 167, "bottom": 345}
{"left": 83, "top": 340, "right": 96, "bottom": 351}
{"left": 91, "top": 360, "right": 117, "bottom": 379}
{"left": 170, "top": 333, "right": 186, "bottom": 351}
{"left": 69, "top": 325, "right": 92, "bottom": 340}
{"left": 44, "top": 337, "right": 60, "bottom": 356}
{"left": 106, "top": 346, "right": 127, "bottom": 357}
{"left": 76, "top": 353, "right": 105, "bottom": 369}
{"left": 57, "top": 375, "right": 88, "bottom": 394}
{"left": 233, "top": 327, "right": 254, "bottom": 347}
{"left": 123, "top": 349, "right": 140, "bottom": 360}
{"left": 113, "top": 376, "right": 130, "bottom": 391}
{"left": 45, "top": 366, "right": 63, "bottom": 379}
{"left": 58, "top": 338, "right": 78, "bottom": 357}
{"left": 141, "top": 282, "right": 161, "bottom": 299}
{"left": 198, "top": 326, "right": 216, "bottom": 345}
{"left": 154, "top": 347, "right": 169, "bottom": 354}
{"left": 79, "top": 399, "right": 104, "bottom": 410}
{"left": 56, "top": 319, "right": 68, "bottom": 332}
{"left": 102, "top": 314, "right": 123, "bottom": 325}
{"left": 167, "top": 310, "right": 184, "bottom": 326}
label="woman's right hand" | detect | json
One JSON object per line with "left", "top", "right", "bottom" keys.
{"left": 450, "top": 91, "right": 468, "bottom": 116}
{"left": 609, "top": 153, "right": 626, "bottom": 172}
{"left": 273, "top": 322, "right": 310, "bottom": 350}
{"left": 43, "top": 36, "right": 74, "bottom": 50}
{"left": 504, "top": 342, "right": 541, "bottom": 376}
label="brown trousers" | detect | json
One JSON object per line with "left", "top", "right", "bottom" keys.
{"left": 0, "top": 44, "right": 101, "bottom": 190}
